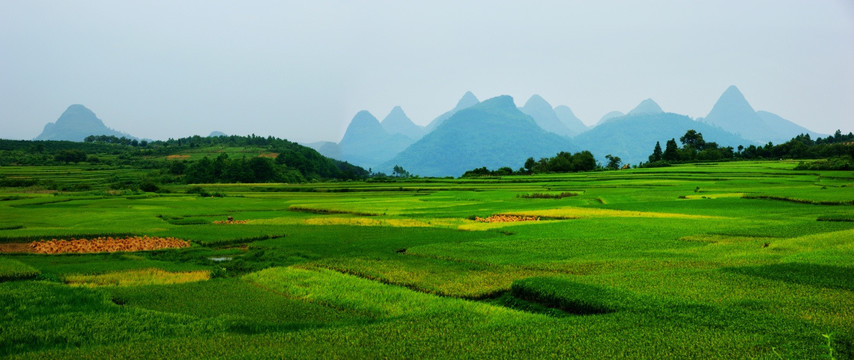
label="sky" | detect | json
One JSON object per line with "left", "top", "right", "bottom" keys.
{"left": 1, "top": 0, "right": 852, "bottom": 142}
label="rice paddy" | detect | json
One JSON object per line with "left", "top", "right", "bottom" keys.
{"left": 0, "top": 160, "right": 852, "bottom": 359}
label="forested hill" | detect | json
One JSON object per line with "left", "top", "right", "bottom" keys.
{"left": 0, "top": 134, "right": 369, "bottom": 182}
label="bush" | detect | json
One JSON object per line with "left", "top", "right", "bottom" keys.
{"left": 139, "top": 180, "right": 160, "bottom": 193}
{"left": 794, "top": 157, "right": 852, "bottom": 170}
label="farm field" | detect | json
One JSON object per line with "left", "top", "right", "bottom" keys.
{"left": 1, "top": 160, "right": 853, "bottom": 359}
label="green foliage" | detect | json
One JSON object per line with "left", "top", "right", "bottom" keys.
{"left": 1, "top": 135, "right": 368, "bottom": 185}
{"left": 517, "top": 192, "right": 578, "bottom": 199}
{"left": 794, "top": 156, "right": 852, "bottom": 170}
{"left": 463, "top": 151, "right": 597, "bottom": 177}
{"left": 53, "top": 150, "right": 87, "bottom": 164}
{"left": 391, "top": 165, "right": 411, "bottom": 178}
{"left": 605, "top": 154, "right": 622, "bottom": 170}
{"left": 649, "top": 141, "right": 663, "bottom": 162}
{"left": 646, "top": 130, "right": 854, "bottom": 167}
{"left": 663, "top": 138, "right": 680, "bottom": 161}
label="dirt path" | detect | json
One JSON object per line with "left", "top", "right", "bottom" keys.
{"left": 0, "top": 243, "right": 32, "bottom": 253}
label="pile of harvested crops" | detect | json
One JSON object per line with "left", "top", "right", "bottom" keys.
{"left": 213, "top": 219, "right": 249, "bottom": 224}
{"left": 474, "top": 215, "right": 540, "bottom": 223}
{"left": 30, "top": 236, "right": 190, "bottom": 254}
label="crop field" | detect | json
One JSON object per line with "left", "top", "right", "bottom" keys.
{"left": 0, "top": 160, "right": 852, "bottom": 359}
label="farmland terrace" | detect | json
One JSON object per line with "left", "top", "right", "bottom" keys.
{"left": 1, "top": 160, "right": 852, "bottom": 359}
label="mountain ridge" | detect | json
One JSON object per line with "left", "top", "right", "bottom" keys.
{"left": 383, "top": 95, "right": 574, "bottom": 177}
{"left": 34, "top": 104, "right": 134, "bottom": 141}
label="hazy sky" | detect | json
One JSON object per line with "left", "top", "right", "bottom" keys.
{"left": 1, "top": 1, "right": 852, "bottom": 142}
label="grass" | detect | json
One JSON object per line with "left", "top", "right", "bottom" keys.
{"left": 0, "top": 161, "right": 852, "bottom": 358}
{"left": 63, "top": 268, "right": 210, "bottom": 287}
{"left": 0, "top": 257, "right": 41, "bottom": 281}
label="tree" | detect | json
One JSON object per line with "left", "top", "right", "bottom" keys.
{"left": 571, "top": 151, "right": 597, "bottom": 172}
{"left": 524, "top": 157, "right": 536, "bottom": 173}
{"left": 663, "top": 139, "right": 680, "bottom": 161}
{"left": 54, "top": 150, "right": 87, "bottom": 164}
{"left": 680, "top": 130, "right": 706, "bottom": 150}
{"left": 649, "top": 141, "right": 663, "bottom": 162}
{"left": 248, "top": 157, "right": 277, "bottom": 182}
{"left": 392, "top": 165, "right": 411, "bottom": 178}
{"left": 605, "top": 154, "right": 622, "bottom": 170}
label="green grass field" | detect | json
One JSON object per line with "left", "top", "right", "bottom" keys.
{"left": 1, "top": 160, "right": 852, "bottom": 359}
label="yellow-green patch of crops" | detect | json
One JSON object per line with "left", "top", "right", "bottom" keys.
{"left": 63, "top": 268, "right": 210, "bottom": 287}
{"left": 13, "top": 252, "right": 208, "bottom": 277}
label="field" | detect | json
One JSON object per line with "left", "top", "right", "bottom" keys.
{"left": 1, "top": 160, "right": 852, "bottom": 359}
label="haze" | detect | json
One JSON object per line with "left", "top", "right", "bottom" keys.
{"left": 1, "top": 0, "right": 852, "bottom": 142}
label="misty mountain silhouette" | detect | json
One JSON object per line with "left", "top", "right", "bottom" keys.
{"left": 337, "top": 110, "right": 415, "bottom": 168}
{"left": 702, "top": 85, "right": 821, "bottom": 144}
{"left": 575, "top": 112, "right": 755, "bottom": 166}
{"left": 304, "top": 141, "right": 342, "bottom": 160}
{"left": 381, "top": 106, "right": 424, "bottom": 141}
{"left": 554, "top": 105, "right": 588, "bottom": 137}
{"left": 627, "top": 98, "right": 664, "bottom": 116}
{"left": 424, "top": 91, "right": 480, "bottom": 133}
{"left": 383, "top": 95, "right": 573, "bottom": 177}
{"left": 755, "top": 111, "right": 822, "bottom": 143}
{"left": 34, "top": 104, "right": 133, "bottom": 141}
{"left": 597, "top": 111, "right": 625, "bottom": 126}
{"left": 520, "top": 95, "right": 575, "bottom": 137}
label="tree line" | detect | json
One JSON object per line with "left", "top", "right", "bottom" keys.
{"left": 462, "top": 151, "right": 598, "bottom": 177}
{"left": 644, "top": 129, "right": 853, "bottom": 169}
{"left": 0, "top": 135, "right": 369, "bottom": 183}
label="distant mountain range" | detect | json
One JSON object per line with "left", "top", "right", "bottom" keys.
{"left": 383, "top": 96, "right": 573, "bottom": 177}
{"left": 33, "top": 86, "right": 825, "bottom": 177}
{"left": 311, "top": 85, "right": 824, "bottom": 176}
{"left": 700, "top": 85, "right": 821, "bottom": 144}
{"left": 520, "top": 95, "right": 587, "bottom": 138}
{"left": 575, "top": 107, "right": 752, "bottom": 166}
{"left": 425, "top": 91, "right": 480, "bottom": 133}
{"left": 34, "top": 105, "right": 134, "bottom": 141}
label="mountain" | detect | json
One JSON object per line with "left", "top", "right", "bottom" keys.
{"left": 381, "top": 106, "right": 424, "bottom": 140}
{"left": 383, "top": 95, "right": 574, "bottom": 177}
{"left": 755, "top": 111, "right": 823, "bottom": 143}
{"left": 304, "top": 141, "right": 342, "bottom": 160}
{"left": 574, "top": 112, "right": 756, "bottom": 166}
{"left": 702, "top": 85, "right": 822, "bottom": 144}
{"left": 627, "top": 99, "right": 664, "bottom": 116}
{"left": 424, "top": 91, "right": 480, "bottom": 133}
{"left": 554, "top": 105, "right": 588, "bottom": 137}
{"left": 209, "top": 131, "right": 227, "bottom": 137}
{"left": 520, "top": 95, "right": 574, "bottom": 137}
{"left": 34, "top": 104, "right": 133, "bottom": 141}
{"left": 337, "top": 110, "right": 415, "bottom": 168}
{"left": 597, "top": 111, "right": 625, "bottom": 125}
